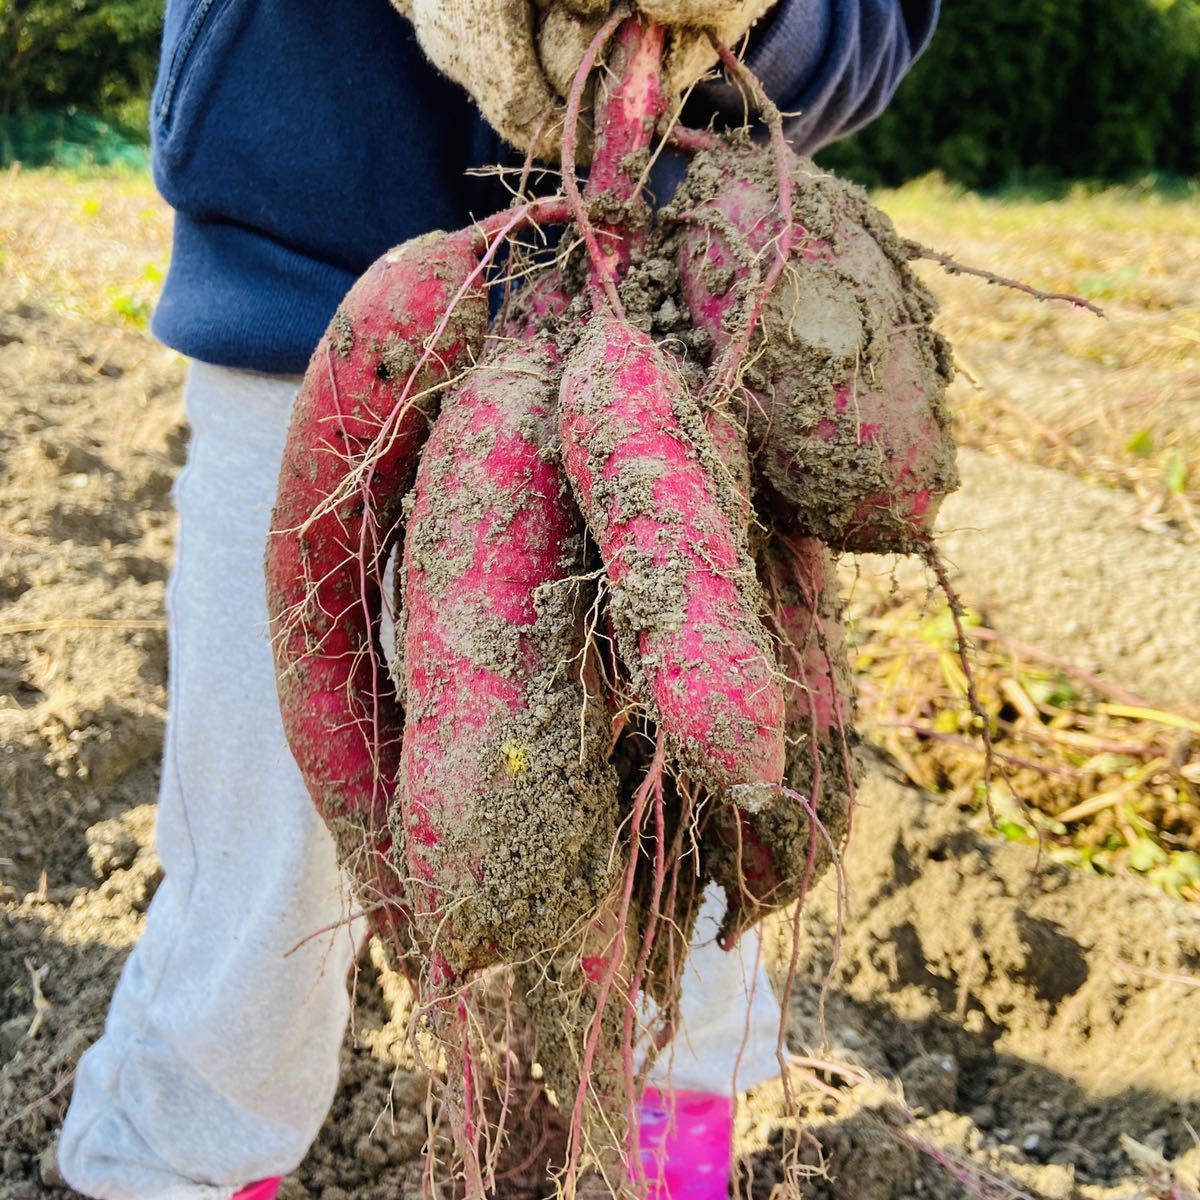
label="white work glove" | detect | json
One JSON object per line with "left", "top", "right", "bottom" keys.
{"left": 392, "top": 0, "right": 775, "bottom": 156}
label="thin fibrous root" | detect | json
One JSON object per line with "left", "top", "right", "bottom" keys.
{"left": 904, "top": 239, "right": 1106, "bottom": 317}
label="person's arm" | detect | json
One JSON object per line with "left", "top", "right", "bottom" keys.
{"left": 692, "top": 0, "right": 940, "bottom": 152}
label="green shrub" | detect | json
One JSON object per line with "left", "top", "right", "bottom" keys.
{"left": 0, "top": 0, "right": 162, "bottom": 123}
{"left": 819, "top": 0, "right": 1200, "bottom": 187}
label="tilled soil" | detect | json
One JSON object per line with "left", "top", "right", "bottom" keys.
{"left": 747, "top": 762, "right": 1200, "bottom": 1200}
{"left": 898, "top": 447, "right": 1200, "bottom": 713}
{"left": 2, "top": 303, "right": 1198, "bottom": 1200}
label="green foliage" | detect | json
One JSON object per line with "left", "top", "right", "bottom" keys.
{"left": 819, "top": 0, "right": 1200, "bottom": 187}
{"left": 0, "top": 0, "right": 162, "bottom": 122}
{"left": 3, "top": 0, "right": 1197, "bottom": 183}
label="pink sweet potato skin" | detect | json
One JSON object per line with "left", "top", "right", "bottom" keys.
{"left": 695, "top": 409, "right": 845, "bottom": 936}
{"left": 585, "top": 16, "right": 666, "bottom": 277}
{"left": 674, "top": 144, "right": 957, "bottom": 553}
{"left": 266, "top": 229, "right": 486, "bottom": 940}
{"left": 558, "top": 311, "right": 785, "bottom": 793}
{"left": 397, "top": 331, "right": 617, "bottom": 981}
{"left": 772, "top": 539, "right": 852, "bottom": 734}
{"left": 709, "top": 536, "right": 856, "bottom": 941}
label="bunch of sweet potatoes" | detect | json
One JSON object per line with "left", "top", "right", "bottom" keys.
{"left": 264, "top": 11, "right": 956, "bottom": 1181}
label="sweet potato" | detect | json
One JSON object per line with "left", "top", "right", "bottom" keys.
{"left": 584, "top": 15, "right": 666, "bottom": 277}
{"left": 673, "top": 142, "right": 958, "bottom": 552}
{"left": 266, "top": 229, "right": 486, "bottom": 942}
{"left": 396, "top": 329, "right": 618, "bottom": 982}
{"left": 709, "top": 535, "right": 857, "bottom": 942}
{"left": 558, "top": 311, "right": 786, "bottom": 795}
{"left": 501, "top": 266, "right": 574, "bottom": 341}
{"left": 260, "top": 20, "right": 980, "bottom": 1182}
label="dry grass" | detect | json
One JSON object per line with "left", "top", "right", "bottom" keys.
{"left": 879, "top": 175, "right": 1200, "bottom": 541}
{"left": 0, "top": 164, "right": 170, "bottom": 328}
{"left": 846, "top": 572, "right": 1200, "bottom": 900}
{"left": 865, "top": 177, "right": 1200, "bottom": 895}
{"left": 3, "top": 164, "right": 1196, "bottom": 897}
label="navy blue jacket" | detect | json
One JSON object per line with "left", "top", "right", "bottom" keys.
{"left": 149, "top": 0, "right": 938, "bottom": 374}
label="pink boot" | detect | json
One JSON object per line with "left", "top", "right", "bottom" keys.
{"left": 232, "top": 1179, "right": 282, "bottom": 1200}
{"left": 633, "top": 1088, "right": 733, "bottom": 1199}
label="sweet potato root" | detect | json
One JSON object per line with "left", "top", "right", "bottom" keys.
{"left": 558, "top": 311, "right": 786, "bottom": 795}
{"left": 708, "top": 535, "right": 857, "bottom": 942}
{"left": 397, "top": 330, "right": 618, "bottom": 982}
{"left": 260, "top": 17, "right": 998, "bottom": 1186}
{"left": 266, "top": 229, "right": 486, "bottom": 940}
{"left": 673, "top": 141, "right": 958, "bottom": 552}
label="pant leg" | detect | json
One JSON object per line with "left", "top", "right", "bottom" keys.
{"left": 59, "top": 363, "right": 365, "bottom": 1200}
{"left": 646, "top": 888, "right": 783, "bottom": 1096}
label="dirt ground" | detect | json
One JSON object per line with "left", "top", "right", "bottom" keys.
{"left": 2, "top": 173, "right": 1199, "bottom": 1200}
{"left": 866, "top": 446, "right": 1200, "bottom": 713}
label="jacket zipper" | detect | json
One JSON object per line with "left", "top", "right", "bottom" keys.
{"left": 157, "top": 0, "right": 223, "bottom": 128}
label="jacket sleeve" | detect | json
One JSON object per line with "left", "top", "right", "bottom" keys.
{"left": 688, "top": 0, "right": 940, "bottom": 153}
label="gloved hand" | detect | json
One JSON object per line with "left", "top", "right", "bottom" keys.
{"left": 392, "top": 0, "right": 775, "bottom": 156}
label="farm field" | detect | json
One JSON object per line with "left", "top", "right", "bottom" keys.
{"left": 1, "top": 167, "right": 1197, "bottom": 1200}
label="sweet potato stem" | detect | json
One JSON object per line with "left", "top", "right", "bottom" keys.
{"left": 561, "top": 8, "right": 631, "bottom": 314}
{"left": 562, "top": 12, "right": 667, "bottom": 312}
{"left": 586, "top": 16, "right": 667, "bottom": 277}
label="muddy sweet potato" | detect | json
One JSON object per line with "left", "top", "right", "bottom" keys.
{"left": 673, "top": 142, "right": 958, "bottom": 553}
{"left": 396, "top": 329, "right": 618, "bottom": 983}
{"left": 558, "top": 311, "right": 786, "bottom": 795}
{"left": 709, "top": 535, "right": 857, "bottom": 942}
{"left": 262, "top": 19, "right": 981, "bottom": 1185}
{"left": 266, "top": 230, "right": 487, "bottom": 941}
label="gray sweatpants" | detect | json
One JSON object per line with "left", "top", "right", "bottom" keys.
{"left": 58, "top": 362, "right": 783, "bottom": 1200}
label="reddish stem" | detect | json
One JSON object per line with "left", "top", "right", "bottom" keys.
{"left": 561, "top": 13, "right": 668, "bottom": 313}
{"left": 472, "top": 196, "right": 571, "bottom": 244}
{"left": 459, "top": 996, "right": 484, "bottom": 1198}
{"left": 561, "top": 8, "right": 630, "bottom": 314}
{"left": 586, "top": 16, "right": 667, "bottom": 278}
{"left": 621, "top": 759, "right": 667, "bottom": 1187}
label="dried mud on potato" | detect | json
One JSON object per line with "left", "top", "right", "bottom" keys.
{"left": 395, "top": 332, "right": 620, "bottom": 978}
{"left": 558, "top": 312, "right": 786, "bottom": 795}
{"left": 670, "top": 140, "right": 958, "bottom": 551}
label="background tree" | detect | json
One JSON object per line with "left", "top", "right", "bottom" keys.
{"left": 819, "top": 0, "right": 1200, "bottom": 187}
{"left": 0, "top": 0, "right": 162, "bottom": 122}
{"left": 0, "top": 0, "right": 1196, "bottom": 180}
